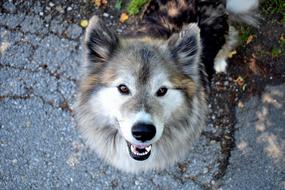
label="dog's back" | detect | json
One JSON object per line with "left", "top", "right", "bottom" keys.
{"left": 127, "top": 0, "right": 259, "bottom": 79}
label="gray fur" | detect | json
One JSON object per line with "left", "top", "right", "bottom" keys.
{"left": 226, "top": 0, "right": 260, "bottom": 27}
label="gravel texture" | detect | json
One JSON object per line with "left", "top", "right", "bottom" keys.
{"left": 0, "top": 2, "right": 220, "bottom": 189}
{"left": 220, "top": 85, "right": 285, "bottom": 190}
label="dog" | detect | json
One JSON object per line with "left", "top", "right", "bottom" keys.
{"left": 76, "top": 0, "right": 259, "bottom": 173}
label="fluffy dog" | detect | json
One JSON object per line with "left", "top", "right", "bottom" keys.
{"left": 76, "top": 0, "right": 259, "bottom": 173}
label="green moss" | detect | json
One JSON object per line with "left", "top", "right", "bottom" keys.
{"left": 127, "top": 0, "right": 148, "bottom": 15}
{"left": 271, "top": 47, "right": 283, "bottom": 57}
{"left": 238, "top": 26, "right": 255, "bottom": 45}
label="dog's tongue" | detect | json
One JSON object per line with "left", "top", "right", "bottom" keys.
{"left": 135, "top": 144, "right": 148, "bottom": 149}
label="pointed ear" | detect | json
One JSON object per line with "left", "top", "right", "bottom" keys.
{"left": 84, "top": 16, "right": 119, "bottom": 64}
{"left": 168, "top": 24, "right": 202, "bottom": 75}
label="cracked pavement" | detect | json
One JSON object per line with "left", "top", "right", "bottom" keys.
{"left": 0, "top": 1, "right": 284, "bottom": 189}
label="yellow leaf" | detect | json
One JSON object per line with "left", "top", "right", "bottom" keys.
{"left": 80, "top": 19, "right": 89, "bottom": 28}
{"left": 92, "top": 0, "right": 106, "bottom": 7}
{"left": 234, "top": 76, "right": 245, "bottom": 87}
{"left": 228, "top": 50, "right": 237, "bottom": 58}
{"left": 280, "top": 34, "right": 285, "bottom": 41}
{"left": 102, "top": 0, "right": 108, "bottom": 5}
{"left": 246, "top": 35, "right": 254, "bottom": 45}
{"left": 120, "top": 13, "right": 129, "bottom": 23}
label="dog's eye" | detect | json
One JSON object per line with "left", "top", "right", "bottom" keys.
{"left": 118, "top": 84, "right": 130, "bottom": 95}
{"left": 156, "top": 87, "right": 168, "bottom": 97}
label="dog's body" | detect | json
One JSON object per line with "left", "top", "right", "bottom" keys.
{"left": 76, "top": 0, "right": 259, "bottom": 173}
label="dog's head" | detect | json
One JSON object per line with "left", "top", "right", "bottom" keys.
{"left": 77, "top": 16, "right": 205, "bottom": 169}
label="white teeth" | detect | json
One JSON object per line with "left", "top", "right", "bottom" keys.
{"left": 145, "top": 146, "right": 151, "bottom": 152}
{"left": 131, "top": 144, "right": 136, "bottom": 154}
{"left": 130, "top": 144, "right": 152, "bottom": 156}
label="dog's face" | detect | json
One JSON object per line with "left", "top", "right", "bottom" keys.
{"left": 89, "top": 42, "right": 197, "bottom": 161}
{"left": 77, "top": 16, "right": 206, "bottom": 171}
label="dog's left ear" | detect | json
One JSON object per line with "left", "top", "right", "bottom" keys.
{"left": 84, "top": 16, "right": 119, "bottom": 65}
{"left": 167, "top": 24, "right": 202, "bottom": 76}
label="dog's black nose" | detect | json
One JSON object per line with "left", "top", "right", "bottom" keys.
{"left": 132, "top": 123, "right": 156, "bottom": 142}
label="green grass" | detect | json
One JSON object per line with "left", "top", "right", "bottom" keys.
{"left": 127, "top": 0, "right": 148, "bottom": 15}
{"left": 261, "top": 0, "right": 285, "bottom": 24}
{"left": 272, "top": 34, "right": 285, "bottom": 57}
{"left": 238, "top": 26, "right": 255, "bottom": 45}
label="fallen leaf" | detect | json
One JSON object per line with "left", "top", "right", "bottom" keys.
{"left": 246, "top": 35, "right": 254, "bottom": 44}
{"left": 80, "top": 19, "right": 89, "bottom": 28}
{"left": 102, "top": 0, "right": 108, "bottom": 5}
{"left": 280, "top": 34, "right": 285, "bottom": 41}
{"left": 242, "top": 84, "right": 247, "bottom": 91}
{"left": 234, "top": 76, "right": 245, "bottom": 87}
{"left": 228, "top": 50, "right": 237, "bottom": 58}
{"left": 119, "top": 12, "right": 129, "bottom": 23}
{"left": 238, "top": 101, "right": 245, "bottom": 108}
{"left": 92, "top": 0, "right": 108, "bottom": 7}
{"left": 178, "top": 163, "right": 187, "bottom": 173}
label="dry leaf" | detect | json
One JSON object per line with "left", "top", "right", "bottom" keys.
{"left": 80, "top": 19, "right": 89, "bottom": 28}
{"left": 228, "top": 50, "right": 237, "bottom": 58}
{"left": 248, "top": 54, "right": 263, "bottom": 75}
{"left": 242, "top": 84, "right": 247, "bottom": 91}
{"left": 246, "top": 35, "right": 254, "bottom": 45}
{"left": 238, "top": 101, "right": 245, "bottom": 108}
{"left": 234, "top": 76, "right": 245, "bottom": 87}
{"left": 102, "top": 0, "right": 108, "bottom": 5}
{"left": 92, "top": 0, "right": 107, "bottom": 7}
{"left": 280, "top": 34, "right": 285, "bottom": 41}
{"left": 119, "top": 13, "right": 129, "bottom": 23}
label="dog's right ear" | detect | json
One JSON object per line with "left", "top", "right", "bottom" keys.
{"left": 167, "top": 23, "right": 202, "bottom": 76}
{"left": 84, "top": 16, "right": 119, "bottom": 64}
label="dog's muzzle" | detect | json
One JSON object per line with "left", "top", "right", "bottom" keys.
{"left": 127, "top": 123, "right": 156, "bottom": 161}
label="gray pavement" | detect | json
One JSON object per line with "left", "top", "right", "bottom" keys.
{"left": 0, "top": 1, "right": 284, "bottom": 190}
{"left": 220, "top": 85, "right": 285, "bottom": 190}
{"left": 0, "top": 2, "right": 220, "bottom": 189}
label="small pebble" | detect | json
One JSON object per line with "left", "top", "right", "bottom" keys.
{"left": 103, "top": 13, "right": 109, "bottom": 18}
{"left": 203, "top": 167, "right": 209, "bottom": 174}
{"left": 49, "top": 2, "right": 55, "bottom": 7}
{"left": 55, "top": 5, "right": 65, "bottom": 13}
{"left": 134, "top": 180, "right": 139, "bottom": 185}
{"left": 116, "top": 29, "right": 123, "bottom": 33}
{"left": 39, "top": 12, "right": 44, "bottom": 16}
{"left": 12, "top": 159, "right": 17, "bottom": 164}
{"left": 67, "top": 7, "right": 72, "bottom": 11}
{"left": 238, "top": 101, "right": 245, "bottom": 108}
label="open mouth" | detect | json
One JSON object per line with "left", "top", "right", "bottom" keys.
{"left": 127, "top": 142, "right": 152, "bottom": 161}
